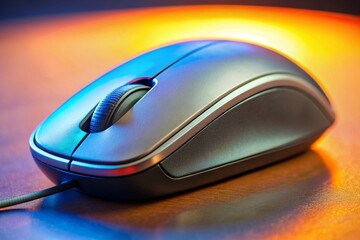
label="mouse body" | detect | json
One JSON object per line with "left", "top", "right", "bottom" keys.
{"left": 30, "top": 40, "right": 335, "bottom": 200}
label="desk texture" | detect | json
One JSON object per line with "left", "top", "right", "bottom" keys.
{"left": 0, "top": 6, "right": 359, "bottom": 239}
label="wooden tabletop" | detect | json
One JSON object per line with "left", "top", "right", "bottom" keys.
{"left": 0, "top": 6, "right": 359, "bottom": 239}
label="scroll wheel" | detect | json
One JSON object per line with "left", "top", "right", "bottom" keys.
{"left": 89, "top": 83, "right": 151, "bottom": 133}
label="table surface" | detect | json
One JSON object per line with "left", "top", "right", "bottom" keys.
{"left": 0, "top": 5, "right": 359, "bottom": 240}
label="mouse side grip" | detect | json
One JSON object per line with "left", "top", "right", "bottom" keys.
{"left": 160, "top": 87, "right": 333, "bottom": 178}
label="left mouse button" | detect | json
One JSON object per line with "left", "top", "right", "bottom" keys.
{"left": 34, "top": 112, "right": 87, "bottom": 159}
{"left": 30, "top": 130, "right": 71, "bottom": 170}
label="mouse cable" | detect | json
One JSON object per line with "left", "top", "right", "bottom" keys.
{"left": 0, "top": 180, "right": 78, "bottom": 209}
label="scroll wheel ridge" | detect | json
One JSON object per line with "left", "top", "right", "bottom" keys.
{"left": 89, "top": 83, "right": 150, "bottom": 133}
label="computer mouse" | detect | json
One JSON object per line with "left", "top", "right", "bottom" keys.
{"left": 30, "top": 40, "right": 335, "bottom": 200}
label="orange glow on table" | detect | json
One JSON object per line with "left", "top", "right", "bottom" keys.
{"left": 0, "top": 5, "right": 359, "bottom": 239}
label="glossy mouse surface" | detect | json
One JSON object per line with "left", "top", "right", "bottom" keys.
{"left": 30, "top": 40, "right": 335, "bottom": 200}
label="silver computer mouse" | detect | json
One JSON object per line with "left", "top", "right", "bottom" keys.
{"left": 30, "top": 40, "right": 335, "bottom": 200}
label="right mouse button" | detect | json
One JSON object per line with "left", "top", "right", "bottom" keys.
{"left": 160, "top": 87, "right": 333, "bottom": 178}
